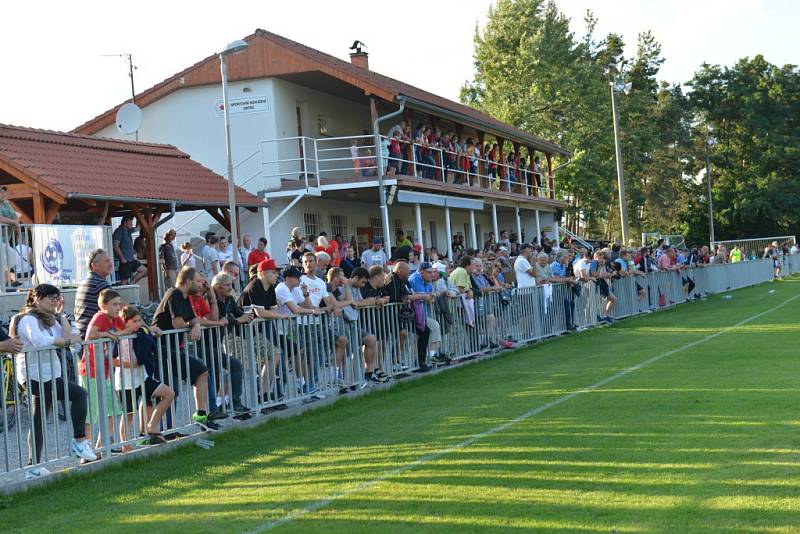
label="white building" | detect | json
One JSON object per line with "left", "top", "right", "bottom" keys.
{"left": 75, "top": 29, "right": 570, "bottom": 262}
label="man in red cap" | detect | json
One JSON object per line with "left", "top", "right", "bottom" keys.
{"left": 238, "top": 259, "right": 291, "bottom": 409}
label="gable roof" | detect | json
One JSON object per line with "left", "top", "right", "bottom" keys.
{"left": 73, "top": 29, "right": 569, "bottom": 157}
{"left": 0, "top": 124, "right": 263, "bottom": 207}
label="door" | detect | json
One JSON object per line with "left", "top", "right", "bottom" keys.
{"left": 356, "top": 227, "right": 373, "bottom": 256}
{"left": 296, "top": 103, "right": 305, "bottom": 179}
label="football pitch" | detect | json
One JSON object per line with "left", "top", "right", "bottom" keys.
{"left": 5, "top": 277, "right": 800, "bottom": 533}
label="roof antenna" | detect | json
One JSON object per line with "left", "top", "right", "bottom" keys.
{"left": 104, "top": 53, "right": 140, "bottom": 140}
{"left": 349, "top": 40, "right": 367, "bottom": 54}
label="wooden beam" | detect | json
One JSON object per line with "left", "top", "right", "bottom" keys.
{"left": 546, "top": 153, "right": 555, "bottom": 200}
{"left": 7, "top": 200, "right": 32, "bottom": 224}
{"left": 205, "top": 208, "right": 230, "bottom": 231}
{"left": 44, "top": 200, "right": 62, "bottom": 224}
{"left": 0, "top": 158, "right": 67, "bottom": 204}
{"left": 32, "top": 193, "right": 45, "bottom": 224}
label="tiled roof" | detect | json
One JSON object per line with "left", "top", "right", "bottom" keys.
{"left": 72, "top": 29, "right": 568, "bottom": 157}
{"left": 0, "top": 124, "right": 263, "bottom": 207}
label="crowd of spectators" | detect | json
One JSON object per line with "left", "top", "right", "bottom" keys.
{"left": 5, "top": 224, "right": 798, "bottom": 479}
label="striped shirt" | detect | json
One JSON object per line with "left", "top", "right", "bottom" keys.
{"left": 74, "top": 271, "right": 111, "bottom": 339}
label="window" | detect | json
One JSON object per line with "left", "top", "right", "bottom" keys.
{"left": 303, "top": 212, "right": 321, "bottom": 236}
{"left": 369, "top": 217, "right": 383, "bottom": 236}
{"left": 329, "top": 214, "right": 348, "bottom": 238}
{"left": 393, "top": 219, "right": 404, "bottom": 236}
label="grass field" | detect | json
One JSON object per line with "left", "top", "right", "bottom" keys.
{"left": 5, "top": 277, "right": 800, "bottom": 533}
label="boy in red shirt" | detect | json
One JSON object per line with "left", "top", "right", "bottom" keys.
{"left": 82, "top": 288, "right": 133, "bottom": 454}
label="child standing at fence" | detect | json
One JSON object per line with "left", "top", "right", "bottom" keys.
{"left": 121, "top": 305, "right": 174, "bottom": 444}
{"left": 81, "top": 289, "right": 129, "bottom": 455}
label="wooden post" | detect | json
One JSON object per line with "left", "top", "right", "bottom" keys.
{"left": 403, "top": 108, "right": 413, "bottom": 177}
{"left": 476, "top": 130, "right": 486, "bottom": 188}
{"left": 512, "top": 142, "right": 521, "bottom": 194}
{"left": 32, "top": 193, "right": 45, "bottom": 224}
{"left": 546, "top": 153, "right": 555, "bottom": 199}
{"left": 497, "top": 137, "right": 506, "bottom": 192}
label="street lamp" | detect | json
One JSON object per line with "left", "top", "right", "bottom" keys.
{"left": 220, "top": 39, "right": 248, "bottom": 270}
{"left": 608, "top": 63, "right": 632, "bottom": 245}
{"left": 705, "top": 128, "right": 716, "bottom": 248}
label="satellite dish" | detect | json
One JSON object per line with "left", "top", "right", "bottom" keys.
{"left": 115, "top": 103, "right": 142, "bottom": 135}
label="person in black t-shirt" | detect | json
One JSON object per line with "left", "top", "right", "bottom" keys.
{"left": 152, "top": 266, "right": 217, "bottom": 430}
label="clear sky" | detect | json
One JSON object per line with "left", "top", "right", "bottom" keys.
{"left": 1, "top": 0, "right": 796, "bottom": 132}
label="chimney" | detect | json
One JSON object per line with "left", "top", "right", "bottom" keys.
{"left": 349, "top": 51, "right": 369, "bottom": 70}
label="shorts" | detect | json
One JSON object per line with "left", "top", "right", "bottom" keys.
{"left": 80, "top": 375, "right": 124, "bottom": 423}
{"left": 118, "top": 386, "right": 143, "bottom": 413}
{"left": 144, "top": 376, "right": 164, "bottom": 407}
{"left": 636, "top": 282, "right": 644, "bottom": 293}
{"left": 154, "top": 345, "right": 208, "bottom": 396}
{"left": 119, "top": 259, "right": 142, "bottom": 280}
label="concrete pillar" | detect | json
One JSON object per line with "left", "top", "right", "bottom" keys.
{"left": 534, "top": 208, "right": 541, "bottom": 246}
{"left": 515, "top": 206, "right": 522, "bottom": 245}
{"left": 415, "top": 203, "right": 425, "bottom": 262}
{"left": 469, "top": 210, "right": 477, "bottom": 250}
{"left": 492, "top": 201, "right": 499, "bottom": 241}
{"left": 445, "top": 206, "right": 453, "bottom": 261}
{"left": 262, "top": 205, "right": 272, "bottom": 259}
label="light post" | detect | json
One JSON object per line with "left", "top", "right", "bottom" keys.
{"left": 705, "top": 129, "right": 716, "bottom": 248}
{"left": 220, "top": 39, "right": 248, "bottom": 270}
{"left": 608, "top": 64, "right": 632, "bottom": 245}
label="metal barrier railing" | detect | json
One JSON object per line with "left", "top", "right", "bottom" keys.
{"left": 1, "top": 257, "right": 797, "bottom": 480}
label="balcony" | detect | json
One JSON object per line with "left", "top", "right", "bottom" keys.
{"left": 259, "top": 135, "right": 561, "bottom": 207}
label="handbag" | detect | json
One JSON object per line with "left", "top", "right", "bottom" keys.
{"left": 411, "top": 300, "right": 426, "bottom": 331}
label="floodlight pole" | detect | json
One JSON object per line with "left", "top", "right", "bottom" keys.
{"left": 220, "top": 41, "right": 247, "bottom": 275}
{"left": 610, "top": 81, "right": 630, "bottom": 246}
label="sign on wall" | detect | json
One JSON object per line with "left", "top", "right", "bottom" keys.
{"left": 33, "top": 225, "right": 107, "bottom": 286}
{"left": 214, "top": 95, "right": 272, "bottom": 116}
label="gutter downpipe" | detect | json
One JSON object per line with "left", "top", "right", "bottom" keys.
{"left": 373, "top": 96, "right": 406, "bottom": 250}
{"left": 152, "top": 201, "right": 176, "bottom": 298}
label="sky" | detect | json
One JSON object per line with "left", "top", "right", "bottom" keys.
{"left": 1, "top": 0, "right": 797, "bottom": 132}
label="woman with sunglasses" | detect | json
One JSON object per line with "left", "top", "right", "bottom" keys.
{"left": 10, "top": 284, "right": 97, "bottom": 478}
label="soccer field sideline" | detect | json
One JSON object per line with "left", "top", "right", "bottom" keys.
{"left": 3, "top": 283, "right": 800, "bottom": 532}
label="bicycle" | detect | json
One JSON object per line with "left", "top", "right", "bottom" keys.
{"left": 1, "top": 353, "right": 26, "bottom": 433}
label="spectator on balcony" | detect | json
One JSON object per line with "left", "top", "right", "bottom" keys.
{"left": 487, "top": 143, "right": 499, "bottom": 189}
{"left": 417, "top": 127, "right": 437, "bottom": 179}
{"left": 180, "top": 242, "right": 197, "bottom": 269}
{"left": 388, "top": 131, "right": 403, "bottom": 175}
{"left": 350, "top": 139, "right": 361, "bottom": 178}
{"left": 247, "top": 237, "right": 270, "bottom": 266}
{"left": 159, "top": 229, "right": 179, "bottom": 289}
{"left": 113, "top": 215, "right": 147, "bottom": 285}
{"left": 514, "top": 244, "right": 537, "bottom": 288}
{"left": 361, "top": 148, "right": 377, "bottom": 177}
{"left": 151, "top": 267, "right": 217, "bottom": 431}
{"left": 532, "top": 156, "right": 542, "bottom": 193}
{"left": 505, "top": 152, "right": 518, "bottom": 192}
{"left": 387, "top": 120, "right": 406, "bottom": 142}
{"left": 441, "top": 133, "right": 457, "bottom": 183}
{"left": 0, "top": 186, "right": 20, "bottom": 229}
{"left": 361, "top": 238, "right": 387, "bottom": 269}
{"left": 10, "top": 284, "right": 97, "bottom": 474}
{"left": 589, "top": 250, "right": 617, "bottom": 323}
{"left": 201, "top": 233, "right": 220, "bottom": 279}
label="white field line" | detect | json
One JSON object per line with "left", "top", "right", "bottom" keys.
{"left": 247, "top": 291, "right": 800, "bottom": 533}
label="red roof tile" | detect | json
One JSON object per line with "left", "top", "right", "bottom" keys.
{"left": 0, "top": 124, "right": 263, "bottom": 207}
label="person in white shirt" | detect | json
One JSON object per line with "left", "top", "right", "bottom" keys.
{"left": 201, "top": 233, "right": 220, "bottom": 279}
{"left": 573, "top": 250, "right": 593, "bottom": 282}
{"left": 275, "top": 266, "right": 322, "bottom": 395}
{"left": 514, "top": 244, "right": 537, "bottom": 288}
{"left": 360, "top": 239, "right": 387, "bottom": 269}
{"left": 217, "top": 236, "right": 234, "bottom": 263}
{"left": 180, "top": 242, "right": 197, "bottom": 269}
{"left": 9, "top": 284, "right": 97, "bottom": 473}
{"left": 301, "top": 252, "right": 349, "bottom": 363}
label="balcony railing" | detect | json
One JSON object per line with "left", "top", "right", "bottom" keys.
{"left": 258, "top": 135, "right": 555, "bottom": 199}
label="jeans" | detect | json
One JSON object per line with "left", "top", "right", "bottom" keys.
{"left": 27, "top": 378, "right": 88, "bottom": 464}
{"left": 415, "top": 325, "right": 431, "bottom": 367}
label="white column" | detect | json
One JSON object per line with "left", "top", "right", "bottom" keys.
{"left": 469, "top": 209, "right": 477, "bottom": 250}
{"left": 515, "top": 206, "right": 522, "bottom": 245}
{"left": 445, "top": 206, "right": 453, "bottom": 261}
{"left": 553, "top": 218, "right": 559, "bottom": 242}
{"left": 262, "top": 205, "right": 272, "bottom": 259}
{"left": 492, "top": 201, "right": 499, "bottom": 241}
{"left": 415, "top": 203, "right": 425, "bottom": 262}
{"left": 534, "top": 208, "right": 541, "bottom": 246}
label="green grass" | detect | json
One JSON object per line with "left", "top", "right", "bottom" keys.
{"left": 6, "top": 277, "right": 800, "bottom": 533}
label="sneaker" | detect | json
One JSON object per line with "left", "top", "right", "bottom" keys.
{"left": 415, "top": 364, "right": 432, "bottom": 373}
{"left": 71, "top": 439, "right": 98, "bottom": 462}
{"left": 26, "top": 466, "right": 51, "bottom": 479}
{"left": 192, "top": 412, "right": 220, "bottom": 432}
{"left": 370, "top": 372, "right": 389, "bottom": 384}
{"left": 233, "top": 404, "right": 252, "bottom": 415}
{"left": 208, "top": 409, "right": 230, "bottom": 421}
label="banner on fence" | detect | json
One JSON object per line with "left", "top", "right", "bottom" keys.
{"left": 33, "top": 225, "right": 106, "bottom": 285}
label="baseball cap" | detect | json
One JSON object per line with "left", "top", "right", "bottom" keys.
{"left": 498, "top": 246, "right": 509, "bottom": 252}
{"left": 257, "top": 259, "right": 278, "bottom": 272}
{"left": 432, "top": 262, "right": 447, "bottom": 273}
{"left": 372, "top": 238, "right": 383, "bottom": 245}
{"left": 283, "top": 266, "right": 303, "bottom": 279}
{"left": 418, "top": 261, "right": 434, "bottom": 271}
